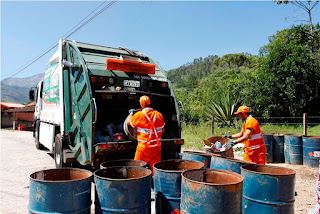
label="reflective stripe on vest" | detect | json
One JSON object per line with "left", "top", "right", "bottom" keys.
{"left": 137, "top": 109, "right": 162, "bottom": 148}
{"left": 248, "top": 133, "right": 262, "bottom": 141}
{"left": 246, "top": 142, "right": 265, "bottom": 150}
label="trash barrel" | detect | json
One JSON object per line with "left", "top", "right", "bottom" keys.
{"left": 181, "top": 150, "right": 217, "bottom": 168}
{"left": 204, "top": 136, "right": 234, "bottom": 158}
{"left": 241, "top": 164, "right": 296, "bottom": 214}
{"left": 28, "top": 168, "right": 92, "bottom": 214}
{"left": 284, "top": 134, "right": 303, "bottom": 165}
{"left": 210, "top": 155, "right": 254, "bottom": 174}
{"left": 273, "top": 134, "right": 285, "bottom": 163}
{"left": 263, "top": 133, "right": 273, "bottom": 163}
{"left": 303, "top": 136, "right": 320, "bottom": 168}
{"left": 154, "top": 160, "right": 204, "bottom": 213}
{"left": 180, "top": 168, "right": 243, "bottom": 214}
{"left": 100, "top": 159, "right": 147, "bottom": 169}
{"left": 94, "top": 166, "right": 152, "bottom": 214}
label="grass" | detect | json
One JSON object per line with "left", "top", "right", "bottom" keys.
{"left": 181, "top": 122, "right": 320, "bottom": 150}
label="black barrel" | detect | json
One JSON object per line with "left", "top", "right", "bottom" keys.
{"left": 263, "top": 133, "right": 274, "bottom": 163}
{"left": 273, "top": 134, "right": 285, "bottom": 163}
{"left": 284, "top": 134, "right": 303, "bottom": 165}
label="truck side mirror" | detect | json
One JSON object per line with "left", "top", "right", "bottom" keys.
{"left": 29, "top": 89, "right": 35, "bottom": 102}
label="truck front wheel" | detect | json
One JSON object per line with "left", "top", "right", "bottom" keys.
{"left": 35, "top": 121, "right": 44, "bottom": 150}
{"left": 54, "top": 134, "right": 66, "bottom": 169}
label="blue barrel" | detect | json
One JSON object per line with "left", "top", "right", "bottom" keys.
{"left": 28, "top": 168, "right": 92, "bottom": 214}
{"left": 181, "top": 151, "right": 217, "bottom": 168}
{"left": 263, "top": 133, "right": 273, "bottom": 163}
{"left": 180, "top": 168, "right": 243, "bottom": 214}
{"left": 100, "top": 159, "right": 147, "bottom": 169}
{"left": 241, "top": 164, "right": 296, "bottom": 214}
{"left": 210, "top": 155, "right": 254, "bottom": 175}
{"left": 154, "top": 160, "right": 204, "bottom": 213}
{"left": 284, "top": 134, "right": 303, "bottom": 165}
{"left": 94, "top": 166, "right": 152, "bottom": 214}
{"left": 273, "top": 134, "right": 285, "bottom": 163}
{"left": 303, "top": 136, "right": 320, "bottom": 168}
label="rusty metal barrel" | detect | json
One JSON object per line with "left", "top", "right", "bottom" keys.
{"left": 94, "top": 166, "right": 152, "bottom": 214}
{"left": 241, "top": 164, "right": 296, "bottom": 214}
{"left": 210, "top": 155, "right": 254, "bottom": 175}
{"left": 273, "top": 134, "right": 285, "bottom": 163}
{"left": 181, "top": 150, "right": 217, "bottom": 168}
{"left": 100, "top": 159, "right": 147, "bottom": 169}
{"left": 154, "top": 160, "right": 204, "bottom": 213}
{"left": 303, "top": 136, "right": 320, "bottom": 168}
{"left": 28, "top": 168, "right": 92, "bottom": 214}
{"left": 263, "top": 133, "right": 274, "bottom": 163}
{"left": 284, "top": 134, "right": 303, "bottom": 165}
{"left": 180, "top": 168, "right": 243, "bottom": 214}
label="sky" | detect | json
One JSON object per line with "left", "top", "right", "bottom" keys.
{"left": 1, "top": 1, "right": 320, "bottom": 81}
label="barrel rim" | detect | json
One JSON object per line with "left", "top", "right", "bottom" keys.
{"left": 284, "top": 134, "right": 304, "bottom": 137}
{"left": 181, "top": 168, "right": 244, "bottom": 186}
{"left": 100, "top": 159, "right": 147, "bottom": 169}
{"left": 303, "top": 136, "right": 320, "bottom": 139}
{"left": 153, "top": 159, "right": 204, "bottom": 173}
{"left": 273, "top": 133, "right": 285, "bottom": 137}
{"left": 30, "top": 167, "right": 93, "bottom": 182}
{"left": 262, "top": 133, "right": 274, "bottom": 136}
{"left": 241, "top": 164, "right": 296, "bottom": 176}
{"left": 225, "top": 157, "right": 255, "bottom": 164}
{"left": 183, "top": 150, "right": 220, "bottom": 157}
{"left": 94, "top": 166, "right": 152, "bottom": 181}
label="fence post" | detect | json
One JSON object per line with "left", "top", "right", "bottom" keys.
{"left": 211, "top": 116, "right": 214, "bottom": 135}
{"left": 303, "top": 113, "right": 307, "bottom": 136}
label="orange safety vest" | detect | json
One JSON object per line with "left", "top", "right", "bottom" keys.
{"left": 243, "top": 115, "right": 265, "bottom": 151}
{"left": 129, "top": 108, "right": 165, "bottom": 149}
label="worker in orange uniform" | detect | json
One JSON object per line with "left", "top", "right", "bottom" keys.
{"left": 224, "top": 105, "right": 267, "bottom": 165}
{"left": 127, "top": 95, "right": 165, "bottom": 174}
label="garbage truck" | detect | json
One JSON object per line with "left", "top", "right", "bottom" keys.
{"left": 29, "top": 39, "right": 185, "bottom": 169}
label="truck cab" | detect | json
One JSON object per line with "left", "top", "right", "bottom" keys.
{"left": 30, "top": 39, "right": 184, "bottom": 169}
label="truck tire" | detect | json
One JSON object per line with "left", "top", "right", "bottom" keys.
{"left": 35, "top": 121, "right": 44, "bottom": 150}
{"left": 54, "top": 133, "right": 66, "bottom": 169}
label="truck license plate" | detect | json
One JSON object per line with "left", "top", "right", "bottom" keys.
{"left": 124, "top": 80, "right": 140, "bottom": 87}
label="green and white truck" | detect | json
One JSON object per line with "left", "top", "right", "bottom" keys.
{"left": 29, "top": 39, "right": 184, "bottom": 169}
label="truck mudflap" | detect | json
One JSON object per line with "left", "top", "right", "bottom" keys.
{"left": 94, "top": 138, "right": 184, "bottom": 154}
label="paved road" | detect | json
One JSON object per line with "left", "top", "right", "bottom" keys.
{"left": 0, "top": 129, "right": 54, "bottom": 213}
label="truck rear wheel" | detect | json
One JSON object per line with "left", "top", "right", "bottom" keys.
{"left": 54, "top": 134, "right": 66, "bottom": 169}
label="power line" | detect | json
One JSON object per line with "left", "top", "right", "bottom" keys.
{"left": 3, "top": 0, "right": 117, "bottom": 81}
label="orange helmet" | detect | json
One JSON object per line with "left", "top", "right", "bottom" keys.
{"left": 139, "top": 95, "right": 151, "bottom": 106}
{"left": 234, "top": 105, "right": 249, "bottom": 114}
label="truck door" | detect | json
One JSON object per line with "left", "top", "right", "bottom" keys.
{"left": 65, "top": 42, "right": 94, "bottom": 165}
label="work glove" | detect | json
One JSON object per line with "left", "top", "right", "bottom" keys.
{"left": 224, "top": 140, "right": 237, "bottom": 150}
{"left": 128, "top": 109, "right": 135, "bottom": 115}
{"left": 224, "top": 134, "right": 232, "bottom": 139}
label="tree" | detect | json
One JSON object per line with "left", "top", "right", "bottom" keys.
{"left": 276, "top": 0, "right": 319, "bottom": 33}
{"left": 252, "top": 25, "right": 320, "bottom": 117}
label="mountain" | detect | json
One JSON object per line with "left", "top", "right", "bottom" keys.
{"left": 1, "top": 73, "right": 44, "bottom": 103}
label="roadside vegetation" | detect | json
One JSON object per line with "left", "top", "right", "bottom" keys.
{"left": 181, "top": 123, "right": 320, "bottom": 150}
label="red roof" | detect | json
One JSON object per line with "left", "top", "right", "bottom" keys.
{"left": 1, "top": 102, "right": 25, "bottom": 108}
